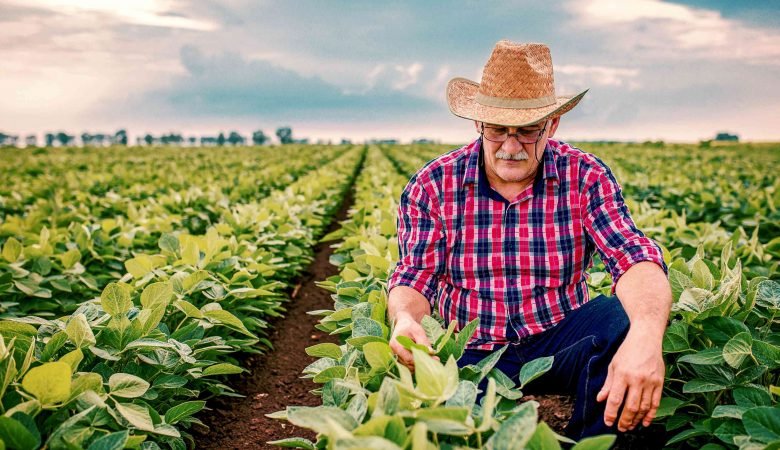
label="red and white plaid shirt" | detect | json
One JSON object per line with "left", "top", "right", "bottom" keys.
{"left": 387, "top": 138, "right": 666, "bottom": 350}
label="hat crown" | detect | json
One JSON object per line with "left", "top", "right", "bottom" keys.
{"left": 478, "top": 41, "right": 555, "bottom": 101}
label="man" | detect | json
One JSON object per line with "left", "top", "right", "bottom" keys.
{"left": 386, "top": 40, "right": 672, "bottom": 440}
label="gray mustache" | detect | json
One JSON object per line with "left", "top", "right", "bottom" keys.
{"left": 496, "top": 150, "right": 529, "bottom": 161}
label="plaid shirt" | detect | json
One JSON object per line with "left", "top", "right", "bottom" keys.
{"left": 387, "top": 138, "right": 667, "bottom": 350}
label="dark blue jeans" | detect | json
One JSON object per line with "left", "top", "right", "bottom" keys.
{"left": 457, "top": 295, "right": 629, "bottom": 440}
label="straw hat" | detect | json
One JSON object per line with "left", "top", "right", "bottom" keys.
{"left": 447, "top": 41, "right": 588, "bottom": 127}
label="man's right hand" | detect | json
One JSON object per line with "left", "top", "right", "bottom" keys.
{"left": 389, "top": 312, "right": 433, "bottom": 371}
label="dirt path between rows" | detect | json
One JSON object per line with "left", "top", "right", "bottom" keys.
{"left": 194, "top": 190, "right": 352, "bottom": 449}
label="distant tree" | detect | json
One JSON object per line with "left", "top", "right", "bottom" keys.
{"left": 715, "top": 132, "right": 739, "bottom": 142}
{"left": 252, "top": 130, "right": 268, "bottom": 145}
{"left": 227, "top": 131, "right": 244, "bottom": 146}
{"left": 25, "top": 134, "right": 37, "bottom": 147}
{"left": 45, "top": 133, "right": 55, "bottom": 147}
{"left": 115, "top": 129, "right": 128, "bottom": 146}
{"left": 188, "top": 136, "right": 197, "bottom": 146}
{"left": 56, "top": 132, "right": 74, "bottom": 147}
{"left": 217, "top": 132, "right": 226, "bottom": 146}
{"left": 276, "top": 126, "right": 293, "bottom": 144}
{"left": 144, "top": 134, "right": 154, "bottom": 146}
{"left": 81, "top": 132, "right": 92, "bottom": 147}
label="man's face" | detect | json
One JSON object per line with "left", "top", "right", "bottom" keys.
{"left": 475, "top": 117, "right": 560, "bottom": 188}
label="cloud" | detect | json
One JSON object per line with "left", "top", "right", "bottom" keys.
{"left": 568, "top": 0, "right": 780, "bottom": 65}
{"left": 115, "top": 46, "right": 439, "bottom": 122}
{"left": 3, "top": 0, "right": 218, "bottom": 31}
{"left": 555, "top": 65, "right": 641, "bottom": 89}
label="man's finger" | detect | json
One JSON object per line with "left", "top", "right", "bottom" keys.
{"left": 597, "top": 366, "right": 614, "bottom": 403}
{"left": 603, "top": 377, "right": 627, "bottom": 428}
{"left": 631, "top": 384, "right": 654, "bottom": 430}
{"left": 389, "top": 339, "right": 415, "bottom": 370}
{"left": 618, "top": 385, "right": 643, "bottom": 432}
{"left": 643, "top": 385, "right": 663, "bottom": 427}
{"left": 411, "top": 326, "right": 433, "bottom": 350}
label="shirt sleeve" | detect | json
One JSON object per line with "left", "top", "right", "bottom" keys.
{"left": 581, "top": 167, "right": 667, "bottom": 293}
{"left": 386, "top": 175, "right": 446, "bottom": 307}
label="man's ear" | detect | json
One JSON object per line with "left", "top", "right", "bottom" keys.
{"left": 547, "top": 117, "right": 561, "bottom": 138}
{"left": 474, "top": 120, "right": 482, "bottom": 133}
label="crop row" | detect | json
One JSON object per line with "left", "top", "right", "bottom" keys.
{"left": 0, "top": 146, "right": 365, "bottom": 449}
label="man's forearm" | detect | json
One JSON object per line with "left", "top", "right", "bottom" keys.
{"left": 614, "top": 261, "right": 672, "bottom": 340}
{"left": 388, "top": 286, "right": 432, "bottom": 324}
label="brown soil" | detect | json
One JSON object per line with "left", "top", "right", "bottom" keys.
{"left": 194, "top": 191, "right": 351, "bottom": 450}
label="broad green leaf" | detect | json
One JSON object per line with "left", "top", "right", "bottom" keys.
{"left": 313, "top": 366, "right": 347, "bottom": 383}
{"left": 140, "top": 282, "right": 173, "bottom": 310}
{"left": 1, "top": 238, "right": 22, "bottom": 262}
{"left": 173, "top": 300, "right": 203, "bottom": 319}
{"left": 101, "top": 283, "right": 132, "bottom": 317}
{"left": 352, "top": 317, "right": 383, "bottom": 338}
{"left": 662, "top": 321, "right": 689, "bottom": 353}
{"left": 158, "top": 234, "right": 180, "bottom": 254}
{"left": 305, "top": 343, "right": 342, "bottom": 360}
{"left": 755, "top": 280, "right": 780, "bottom": 309}
{"left": 115, "top": 403, "right": 155, "bottom": 431}
{"left": 204, "top": 310, "right": 255, "bottom": 338}
{"left": 691, "top": 259, "right": 714, "bottom": 290}
{"left": 526, "top": 421, "right": 562, "bottom": 450}
{"left": 571, "top": 435, "right": 618, "bottom": 450}
{"left": 65, "top": 313, "right": 96, "bottom": 348}
{"left": 683, "top": 378, "right": 728, "bottom": 393}
{"left": 519, "top": 356, "right": 554, "bottom": 388}
{"left": 109, "top": 373, "right": 150, "bottom": 398}
{"left": 363, "top": 342, "right": 394, "bottom": 371}
{"left": 0, "top": 416, "right": 38, "bottom": 450}
{"left": 21, "top": 361, "right": 71, "bottom": 405}
{"left": 712, "top": 405, "right": 749, "bottom": 419}
{"left": 60, "top": 248, "right": 81, "bottom": 269}
{"left": 679, "top": 348, "right": 725, "bottom": 366}
{"left": 87, "top": 430, "right": 128, "bottom": 450}
{"left": 723, "top": 332, "right": 753, "bottom": 368}
{"left": 59, "top": 348, "right": 84, "bottom": 372}
{"left": 286, "top": 406, "right": 358, "bottom": 434}
{"left": 420, "top": 316, "right": 444, "bottom": 344}
{"left": 202, "top": 363, "right": 243, "bottom": 376}
{"left": 734, "top": 386, "right": 773, "bottom": 408}
{"left": 413, "top": 349, "right": 458, "bottom": 401}
{"left": 655, "top": 397, "right": 685, "bottom": 418}
{"left": 445, "top": 380, "right": 478, "bottom": 410}
{"left": 743, "top": 407, "right": 780, "bottom": 443}
{"left": 485, "top": 401, "right": 538, "bottom": 450}
{"left": 702, "top": 317, "right": 751, "bottom": 347}
{"left": 164, "top": 401, "right": 206, "bottom": 424}
{"left": 454, "top": 318, "right": 479, "bottom": 360}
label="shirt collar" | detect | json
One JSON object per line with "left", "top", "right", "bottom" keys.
{"left": 463, "top": 137, "right": 560, "bottom": 187}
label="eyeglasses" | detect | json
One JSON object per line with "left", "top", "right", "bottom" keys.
{"left": 480, "top": 121, "right": 548, "bottom": 144}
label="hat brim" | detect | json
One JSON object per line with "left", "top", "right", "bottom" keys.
{"left": 446, "top": 77, "right": 588, "bottom": 127}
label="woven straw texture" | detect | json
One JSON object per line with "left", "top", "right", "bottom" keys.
{"left": 447, "top": 40, "right": 587, "bottom": 127}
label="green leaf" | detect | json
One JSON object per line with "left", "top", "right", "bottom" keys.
{"left": 164, "top": 401, "right": 206, "bottom": 424}
{"left": 60, "top": 248, "right": 81, "bottom": 269}
{"left": 87, "top": 430, "right": 129, "bottom": 450}
{"left": 158, "top": 234, "right": 180, "bottom": 254}
{"left": 723, "top": 331, "right": 753, "bottom": 368}
{"left": 526, "top": 422, "right": 562, "bottom": 450}
{"left": 267, "top": 437, "right": 316, "bottom": 449}
{"left": 454, "top": 319, "right": 479, "bottom": 360}
{"left": 486, "top": 401, "right": 538, "bottom": 450}
{"left": 286, "top": 406, "right": 358, "bottom": 434}
{"left": 712, "top": 405, "right": 749, "bottom": 419}
{"left": 571, "top": 435, "right": 617, "bottom": 450}
{"left": 363, "top": 342, "right": 394, "bottom": 371}
{"left": 519, "top": 356, "right": 554, "bottom": 388}
{"left": 734, "top": 386, "right": 773, "bottom": 407}
{"left": 743, "top": 406, "right": 780, "bottom": 443}
{"left": 203, "top": 309, "right": 256, "bottom": 338}
{"left": 683, "top": 378, "right": 728, "bottom": 393}
{"left": 2, "top": 238, "right": 22, "bottom": 262}
{"left": 65, "top": 313, "right": 96, "bottom": 348}
{"left": 305, "top": 343, "right": 342, "bottom": 360}
{"left": 101, "top": 283, "right": 132, "bottom": 317}
{"left": 173, "top": 300, "right": 203, "bottom": 319}
{"left": 702, "top": 317, "right": 750, "bottom": 347}
{"left": 140, "top": 282, "right": 173, "bottom": 310}
{"left": 59, "top": 347, "right": 84, "bottom": 372}
{"left": 202, "top": 363, "right": 243, "bottom": 376}
{"left": 755, "top": 280, "right": 780, "bottom": 309}
{"left": 115, "top": 403, "right": 155, "bottom": 431}
{"left": 655, "top": 397, "right": 685, "bottom": 418}
{"left": 678, "top": 348, "right": 725, "bottom": 365}
{"left": 0, "top": 416, "right": 38, "bottom": 450}
{"left": 313, "top": 366, "right": 346, "bottom": 383}
{"left": 352, "top": 317, "right": 383, "bottom": 338}
{"left": 444, "top": 380, "right": 478, "bottom": 409}
{"left": 21, "top": 361, "right": 71, "bottom": 405}
{"left": 663, "top": 321, "right": 689, "bottom": 353}
{"left": 109, "top": 373, "right": 150, "bottom": 398}
{"left": 413, "top": 349, "right": 458, "bottom": 401}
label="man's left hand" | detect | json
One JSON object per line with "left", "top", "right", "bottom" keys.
{"left": 596, "top": 329, "right": 665, "bottom": 432}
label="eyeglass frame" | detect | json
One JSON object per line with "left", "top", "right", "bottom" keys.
{"left": 479, "top": 120, "right": 549, "bottom": 144}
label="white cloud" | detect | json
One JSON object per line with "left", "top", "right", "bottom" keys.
{"left": 556, "top": 64, "right": 641, "bottom": 90}
{"left": 568, "top": 0, "right": 780, "bottom": 64}
{"left": 3, "top": 0, "right": 218, "bottom": 31}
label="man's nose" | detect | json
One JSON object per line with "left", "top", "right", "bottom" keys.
{"left": 501, "top": 135, "right": 523, "bottom": 151}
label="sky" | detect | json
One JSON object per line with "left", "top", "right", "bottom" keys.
{"left": 1, "top": 0, "right": 779, "bottom": 144}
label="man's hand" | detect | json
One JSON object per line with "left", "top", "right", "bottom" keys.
{"left": 389, "top": 312, "right": 433, "bottom": 371}
{"left": 596, "top": 329, "right": 665, "bottom": 432}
